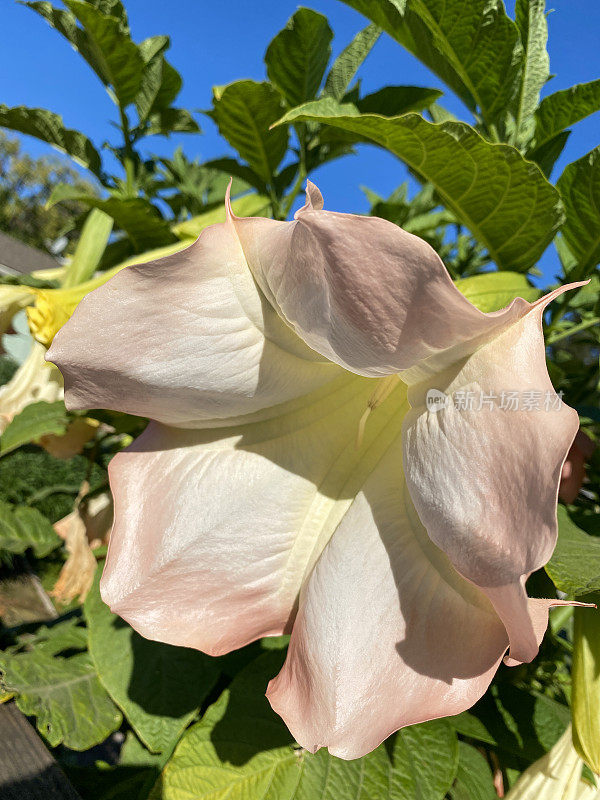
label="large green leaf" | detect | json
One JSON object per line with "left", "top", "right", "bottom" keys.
{"left": 531, "top": 79, "right": 600, "bottom": 154}
{"left": 47, "top": 186, "right": 177, "bottom": 251}
{"left": 22, "top": 1, "right": 143, "bottom": 107}
{"left": 449, "top": 742, "right": 497, "bottom": 800}
{"left": 0, "top": 648, "right": 121, "bottom": 750}
{"left": 63, "top": 0, "right": 144, "bottom": 106}
{"left": 0, "top": 501, "right": 61, "bottom": 557}
{"left": 546, "top": 506, "right": 600, "bottom": 597}
{"left": 62, "top": 207, "right": 113, "bottom": 288}
{"left": 455, "top": 272, "right": 540, "bottom": 312}
{"left": 557, "top": 146, "right": 600, "bottom": 278}
{"left": 276, "top": 105, "right": 563, "bottom": 270}
{"left": 512, "top": 0, "right": 549, "bottom": 144}
{"left": 84, "top": 571, "right": 220, "bottom": 753}
{"left": 0, "top": 400, "right": 69, "bottom": 457}
{"left": 151, "top": 651, "right": 458, "bottom": 800}
{"left": 209, "top": 80, "right": 288, "bottom": 183}
{"left": 0, "top": 104, "right": 102, "bottom": 176}
{"left": 357, "top": 86, "right": 442, "bottom": 115}
{"left": 135, "top": 36, "right": 177, "bottom": 120}
{"left": 323, "top": 23, "right": 381, "bottom": 101}
{"left": 338, "top": 0, "right": 521, "bottom": 129}
{"left": 265, "top": 8, "right": 333, "bottom": 108}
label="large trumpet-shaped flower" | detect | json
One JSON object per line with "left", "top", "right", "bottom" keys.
{"left": 48, "top": 183, "right": 585, "bottom": 759}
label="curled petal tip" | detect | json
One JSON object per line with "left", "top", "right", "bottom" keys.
{"left": 295, "top": 180, "right": 324, "bottom": 218}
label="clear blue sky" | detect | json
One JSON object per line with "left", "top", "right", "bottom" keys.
{"left": 2, "top": 0, "right": 599, "bottom": 282}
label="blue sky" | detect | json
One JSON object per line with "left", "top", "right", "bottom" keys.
{"left": 2, "top": 0, "right": 599, "bottom": 282}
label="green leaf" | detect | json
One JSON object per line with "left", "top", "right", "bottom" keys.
{"left": 84, "top": 571, "right": 220, "bottom": 753}
{"left": 62, "top": 208, "right": 113, "bottom": 288}
{"left": 135, "top": 36, "right": 182, "bottom": 123}
{"left": 572, "top": 598, "right": 600, "bottom": 774}
{"left": 151, "top": 651, "right": 458, "bottom": 800}
{"left": 531, "top": 79, "right": 600, "bottom": 154}
{"left": 0, "top": 648, "right": 122, "bottom": 750}
{"left": 356, "top": 86, "right": 442, "bottom": 115}
{"left": 62, "top": 0, "right": 144, "bottom": 106}
{"left": 145, "top": 108, "right": 200, "bottom": 136}
{"left": 455, "top": 272, "right": 540, "bottom": 312}
{"left": 449, "top": 742, "right": 497, "bottom": 800}
{"left": 546, "top": 506, "right": 600, "bottom": 597}
{"left": 557, "top": 146, "right": 600, "bottom": 278}
{"left": 47, "top": 186, "right": 177, "bottom": 251}
{"left": 449, "top": 711, "right": 497, "bottom": 746}
{"left": 275, "top": 106, "right": 563, "bottom": 271}
{"left": 529, "top": 130, "right": 570, "bottom": 179}
{"left": 172, "top": 194, "right": 271, "bottom": 239}
{"left": 0, "top": 400, "right": 69, "bottom": 457}
{"left": 202, "top": 157, "right": 268, "bottom": 194}
{"left": 0, "top": 104, "right": 102, "bottom": 176}
{"left": 209, "top": 80, "right": 288, "bottom": 183}
{"left": 338, "top": 0, "right": 521, "bottom": 129}
{"left": 391, "top": 720, "right": 459, "bottom": 800}
{"left": 0, "top": 501, "right": 61, "bottom": 557}
{"left": 323, "top": 23, "right": 381, "bottom": 101}
{"left": 265, "top": 8, "right": 333, "bottom": 108}
{"left": 23, "top": 1, "right": 144, "bottom": 108}
{"left": 512, "top": 0, "right": 549, "bottom": 144}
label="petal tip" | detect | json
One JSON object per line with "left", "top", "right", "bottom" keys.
{"left": 294, "top": 181, "right": 324, "bottom": 218}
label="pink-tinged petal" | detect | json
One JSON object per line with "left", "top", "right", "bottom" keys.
{"left": 402, "top": 288, "right": 581, "bottom": 665}
{"left": 47, "top": 220, "right": 339, "bottom": 427}
{"left": 229, "top": 183, "right": 578, "bottom": 378}
{"left": 267, "top": 439, "right": 509, "bottom": 760}
{"left": 101, "top": 374, "right": 406, "bottom": 655}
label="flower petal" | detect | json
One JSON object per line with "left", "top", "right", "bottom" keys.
{"left": 402, "top": 289, "right": 581, "bottom": 664}
{"left": 267, "top": 437, "right": 509, "bottom": 760}
{"left": 229, "top": 182, "right": 553, "bottom": 377}
{"left": 101, "top": 374, "right": 406, "bottom": 654}
{"left": 0, "top": 340, "right": 63, "bottom": 433}
{"left": 47, "top": 220, "right": 339, "bottom": 427}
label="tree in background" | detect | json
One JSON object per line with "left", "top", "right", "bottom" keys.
{"left": 0, "top": 132, "right": 96, "bottom": 255}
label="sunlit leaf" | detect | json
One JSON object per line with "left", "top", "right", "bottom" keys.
{"left": 151, "top": 652, "right": 458, "bottom": 800}
{"left": 531, "top": 79, "right": 600, "bottom": 154}
{"left": 0, "top": 104, "right": 102, "bottom": 176}
{"left": 0, "top": 501, "right": 61, "bottom": 557}
{"left": 455, "top": 272, "right": 540, "bottom": 312}
{"left": 209, "top": 80, "right": 288, "bottom": 183}
{"left": 0, "top": 647, "right": 121, "bottom": 750}
{"left": 265, "top": 8, "right": 333, "bottom": 108}
{"left": 62, "top": 0, "right": 144, "bottom": 106}
{"left": 338, "top": 0, "right": 521, "bottom": 129}
{"left": 546, "top": 506, "right": 600, "bottom": 597}
{"left": 512, "top": 0, "right": 549, "bottom": 144}
{"left": 275, "top": 105, "right": 563, "bottom": 270}
{"left": 323, "top": 23, "right": 380, "bottom": 101}
{"left": 1, "top": 400, "right": 69, "bottom": 457}
{"left": 62, "top": 208, "right": 113, "bottom": 288}
{"left": 557, "top": 146, "right": 600, "bottom": 278}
